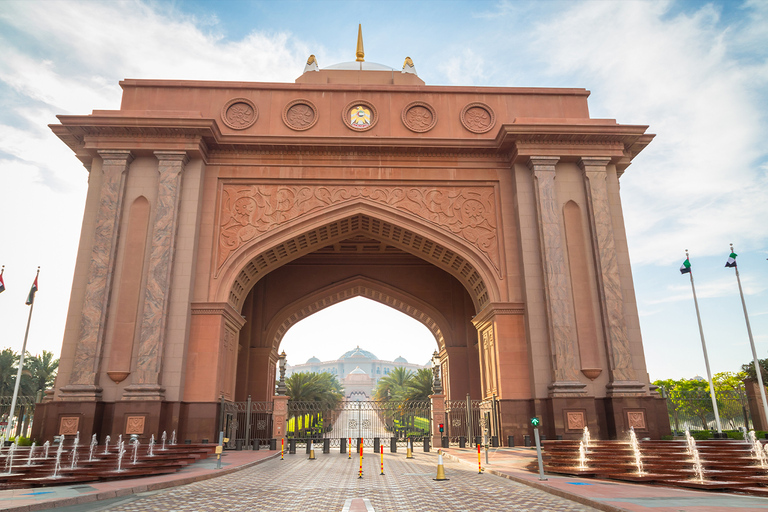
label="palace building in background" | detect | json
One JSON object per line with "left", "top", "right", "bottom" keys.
{"left": 33, "top": 31, "right": 669, "bottom": 444}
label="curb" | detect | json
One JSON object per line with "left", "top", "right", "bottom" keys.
{"left": 2, "top": 451, "right": 281, "bottom": 512}
{"left": 441, "top": 451, "right": 631, "bottom": 512}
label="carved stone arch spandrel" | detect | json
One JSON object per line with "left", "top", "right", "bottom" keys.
{"left": 214, "top": 201, "right": 502, "bottom": 314}
{"left": 263, "top": 276, "right": 453, "bottom": 354}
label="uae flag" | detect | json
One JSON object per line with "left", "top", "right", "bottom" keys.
{"left": 0, "top": 270, "right": 4, "bottom": 293}
{"left": 725, "top": 252, "right": 737, "bottom": 268}
{"left": 680, "top": 258, "right": 691, "bottom": 274}
{"left": 25, "top": 275, "right": 38, "bottom": 305}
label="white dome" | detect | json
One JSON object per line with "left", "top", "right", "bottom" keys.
{"left": 349, "top": 366, "right": 367, "bottom": 375}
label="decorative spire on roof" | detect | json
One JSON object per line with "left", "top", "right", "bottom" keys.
{"left": 402, "top": 56, "right": 417, "bottom": 75}
{"left": 303, "top": 54, "right": 319, "bottom": 73}
{"left": 355, "top": 24, "right": 365, "bottom": 62}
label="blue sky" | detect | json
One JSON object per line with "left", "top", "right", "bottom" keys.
{"left": 0, "top": 0, "right": 766, "bottom": 381}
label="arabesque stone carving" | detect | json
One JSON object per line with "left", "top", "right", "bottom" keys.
{"left": 402, "top": 101, "right": 437, "bottom": 133}
{"left": 217, "top": 184, "right": 500, "bottom": 273}
{"left": 566, "top": 411, "right": 586, "bottom": 431}
{"left": 461, "top": 102, "right": 495, "bottom": 133}
{"left": 283, "top": 99, "right": 317, "bottom": 131}
{"left": 221, "top": 98, "right": 258, "bottom": 130}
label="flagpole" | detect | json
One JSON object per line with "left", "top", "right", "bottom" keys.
{"left": 7, "top": 267, "right": 39, "bottom": 438}
{"left": 730, "top": 243, "right": 768, "bottom": 427}
{"left": 685, "top": 250, "right": 722, "bottom": 433}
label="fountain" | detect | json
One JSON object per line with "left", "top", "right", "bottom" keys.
{"left": 4, "top": 442, "right": 17, "bottom": 474}
{"left": 684, "top": 430, "right": 695, "bottom": 456}
{"left": 103, "top": 435, "right": 111, "bottom": 455}
{"left": 748, "top": 430, "right": 768, "bottom": 469}
{"left": 161, "top": 431, "right": 167, "bottom": 451}
{"left": 171, "top": 430, "right": 176, "bottom": 445}
{"left": 582, "top": 426, "right": 591, "bottom": 451}
{"left": 51, "top": 437, "right": 65, "bottom": 479}
{"left": 148, "top": 434, "right": 155, "bottom": 457}
{"left": 132, "top": 439, "right": 140, "bottom": 464}
{"left": 89, "top": 434, "right": 98, "bottom": 461}
{"left": 70, "top": 431, "right": 80, "bottom": 469}
{"left": 578, "top": 441, "right": 587, "bottom": 469}
{"left": 42, "top": 440, "right": 50, "bottom": 459}
{"left": 629, "top": 427, "right": 645, "bottom": 475}
{"left": 690, "top": 443, "right": 705, "bottom": 483}
{"left": 116, "top": 440, "right": 126, "bottom": 472}
{"left": 26, "top": 442, "right": 36, "bottom": 466}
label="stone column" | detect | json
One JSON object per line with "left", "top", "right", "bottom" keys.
{"left": 60, "top": 150, "right": 133, "bottom": 400}
{"left": 527, "top": 157, "right": 585, "bottom": 396}
{"left": 579, "top": 158, "right": 643, "bottom": 395}
{"left": 429, "top": 393, "right": 446, "bottom": 449}
{"left": 124, "top": 151, "right": 188, "bottom": 400}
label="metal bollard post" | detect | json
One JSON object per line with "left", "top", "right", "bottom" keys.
{"left": 390, "top": 437, "right": 397, "bottom": 453}
{"left": 507, "top": 435, "right": 514, "bottom": 447}
{"left": 423, "top": 437, "right": 430, "bottom": 452}
{"left": 253, "top": 439, "right": 260, "bottom": 451}
{"left": 340, "top": 438, "right": 346, "bottom": 454}
{"left": 288, "top": 438, "right": 296, "bottom": 454}
{"left": 459, "top": 436, "right": 466, "bottom": 448}
{"left": 441, "top": 436, "right": 449, "bottom": 448}
{"left": 269, "top": 438, "right": 276, "bottom": 450}
{"left": 491, "top": 436, "right": 499, "bottom": 447}
{"left": 323, "top": 438, "right": 330, "bottom": 454}
{"left": 524, "top": 435, "right": 531, "bottom": 447}
{"left": 373, "top": 437, "right": 380, "bottom": 454}
{"left": 306, "top": 439, "right": 312, "bottom": 454}
{"left": 474, "top": 435, "right": 482, "bottom": 446}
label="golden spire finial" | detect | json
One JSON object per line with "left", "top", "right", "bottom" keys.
{"left": 355, "top": 24, "right": 365, "bottom": 62}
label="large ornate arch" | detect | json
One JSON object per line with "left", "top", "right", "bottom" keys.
{"left": 214, "top": 201, "right": 502, "bottom": 314}
{"left": 263, "top": 275, "right": 455, "bottom": 354}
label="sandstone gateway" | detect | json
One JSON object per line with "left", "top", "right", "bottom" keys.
{"left": 34, "top": 38, "right": 669, "bottom": 444}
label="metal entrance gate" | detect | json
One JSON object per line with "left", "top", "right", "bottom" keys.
{"left": 444, "top": 395, "right": 499, "bottom": 446}
{"left": 220, "top": 397, "right": 273, "bottom": 449}
{"left": 287, "top": 399, "right": 431, "bottom": 447}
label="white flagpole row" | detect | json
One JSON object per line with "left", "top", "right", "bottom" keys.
{"left": 7, "top": 267, "right": 39, "bottom": 438}
{"left": 685, "top": 250, "right": 722, "bottom": 433}
{"left": 729, "top": 243, "right": 768, "bottom": 427}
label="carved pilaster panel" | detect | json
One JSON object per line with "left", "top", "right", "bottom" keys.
{"left": 124, "top": 152, "right": 188, "bottom": 400}
{"left": 579, "top": 158, "right": 638, "bottom": 387}
{"left": 528, "top": 157, "right": 584, "bottom": 391}
{"left": 61, "top": 150, "right": 133, "bottom": 398}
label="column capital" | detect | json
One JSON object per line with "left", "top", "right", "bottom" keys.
{"left": 527, "top": 156, "right": 560, "bottom": 172}
{"left": 97, "top": 149, "right": 134, "bottom": 167}
{"left": 154, "top": 150, "right": 190, "bottom": 164}
{"left": 578, "top": 157, "right": 611, "bottom": 173}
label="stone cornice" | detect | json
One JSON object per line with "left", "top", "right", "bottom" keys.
{"left": 471, "top": 301, "right": 525, "bottom": 329}
{"left": 191, "top": 301, "right": 247, "bottom": 329}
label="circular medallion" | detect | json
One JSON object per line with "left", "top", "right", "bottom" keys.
{"left": 402, "top": 101, "right": 437, "bottom": 133}
{"left": 343, "top": 100, "right": 378, "bottom": 131}
{"left": 460, "top": 102, "right": 495, "bottom": 134}
{"left": 282, "top": 99, "right": 318, "bottom": 131}
{"left": 221, "top": 98, "right": 258, "bottom": 130}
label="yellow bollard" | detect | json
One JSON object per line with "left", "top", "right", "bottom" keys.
{"left": 406, "top": 438, "right": 413, "bottom": 459}
{"left": 434, "top": 448, "right": 449, "bottom": 481}
{"left": 358, "top": 437, "right": 364, "bottom": 478}
{"left": 348, "top": 437, "right": 351, "bottom": 459}
{"left": 380, "top": 444, "right": 384, "bottom": 475}
{"left": 281, "top": 438, "right": 284, "bottom": 460}
{"left": 478, "top": 443, "right": 483, "bottom": 473}
{"left": 308, "top": 439, "right": 316, "bottom": 460}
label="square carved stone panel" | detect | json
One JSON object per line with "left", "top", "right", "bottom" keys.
{"left": 626, "top": 409, "right": 647, "bottom": 431}
{"left": 125, "top": 415, "right": 146, "bottom": 435}
{"left": 564, "top": 410, "right": 587, "bottom": 432}
{"left": 58, "top": 415, "right": 80, "bottom": 435}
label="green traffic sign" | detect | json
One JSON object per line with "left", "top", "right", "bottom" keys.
{"left": 530, "top": 417, "right": 540, "bottom": 427}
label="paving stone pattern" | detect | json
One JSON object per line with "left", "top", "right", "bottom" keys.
{"left": 98, "top": 452, "right": 598, "bottom": 511}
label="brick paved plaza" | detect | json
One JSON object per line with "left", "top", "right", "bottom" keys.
{"left": 85, "top": 451, "right": 597, "bottom": 512}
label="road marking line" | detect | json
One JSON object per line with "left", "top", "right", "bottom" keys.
{"left": 342, "top": 498, "right": 375, "bottom": 511}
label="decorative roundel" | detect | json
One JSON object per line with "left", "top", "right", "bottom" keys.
{"left": 460, "top": 102, "right": 495, "bottom": 134}
{"left": 221, "top": 98, "right": 258, "bottom": 130}
{"left": 402, "top": 101, "right": 437, "bottom": 133}
{"left": 343, "top": 100, "right": 378, "bottom": 132}
{"left": 282, "top": 99, "right": 318, "bottom": 131}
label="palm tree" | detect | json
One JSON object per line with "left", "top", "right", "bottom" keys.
{"left": 22, "top": 351, "right": 58, "bottom": 396}
{"left": 0, "top": 349, "right": 19, "bottom": 396}
{"left": 373, "top": 367, "right": 413, "bottom": 401}
{"left": 404, "top": 368, "right": 433, "bottom": 401}
{"left": 285, "top": 371, "right": 343, "bottom": 434}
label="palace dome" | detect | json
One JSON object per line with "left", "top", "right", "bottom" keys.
{"left": 349, "top": 366, "right": 367, "bottom": 375}
{"left": 394, "top": 356, "right": 408, "bottom": 364}
{"left": 306, "top": 356, "right": 321, "bottom": 364}
{"left": 339, "top": 346, "right": 378, "bottom": 360}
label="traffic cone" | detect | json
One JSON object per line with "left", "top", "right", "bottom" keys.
{"left": 308, "top": 440, "right": 316, "bottom": 460}
{"left": 406, "top": 439, "right": 414, "bottom": 459}
{"left": 434, "top": 449, "right": 449, "bottom": 481}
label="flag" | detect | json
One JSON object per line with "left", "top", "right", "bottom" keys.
{"left": 725, "top": 252, "right": 737, "bottom": 268}
{"left": 680, "top": 258, "right": 691, "bottom": 274}
{"left": 25, "top": 275, "right": 38, "bottom": 305}
{"left": 0, "top": 269, "right": 4, "bottom": 293}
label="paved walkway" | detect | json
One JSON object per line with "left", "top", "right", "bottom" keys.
{"left": 2, "top": 446, "right": 768, "bottom": 511}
